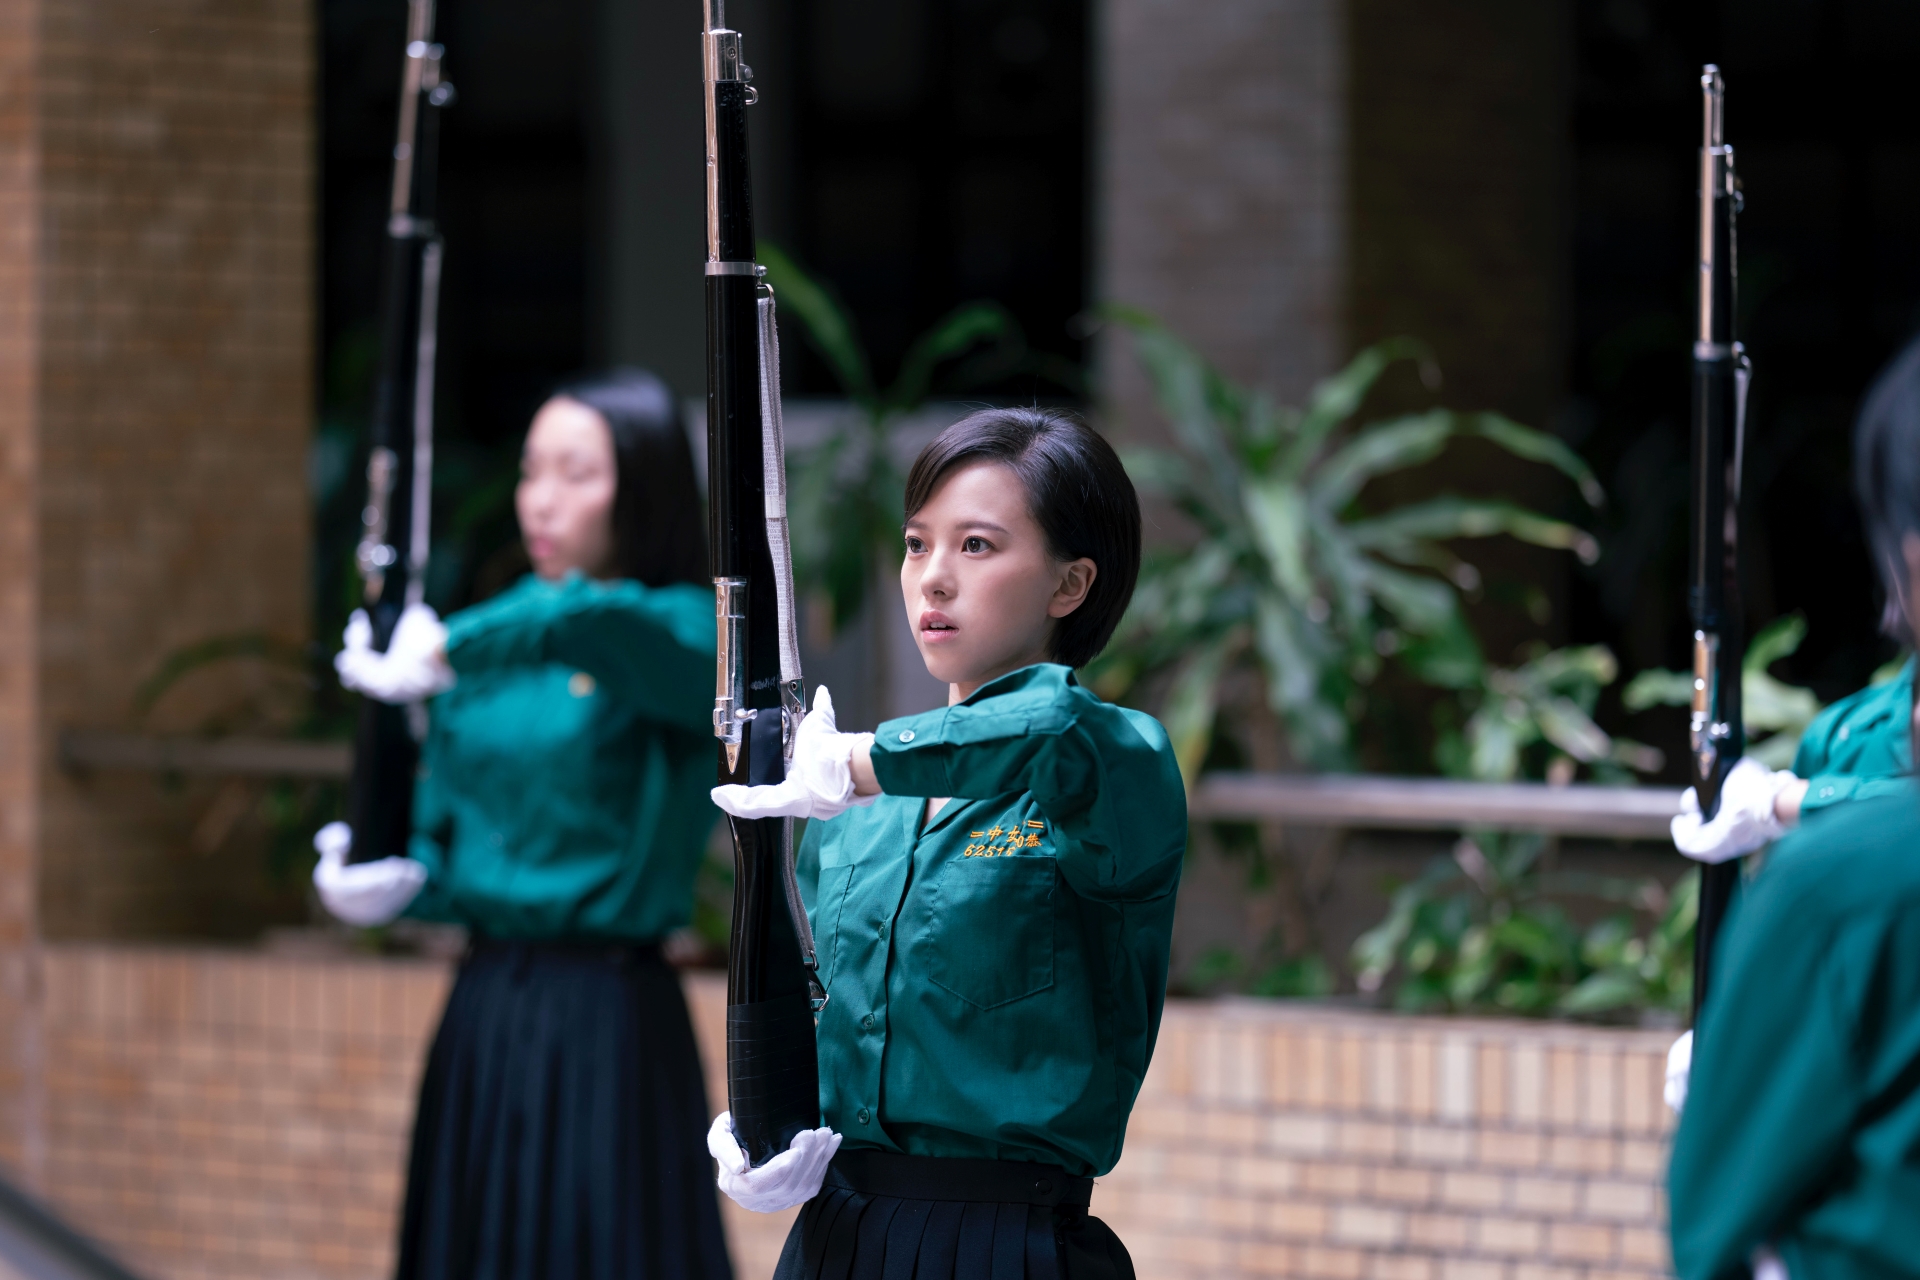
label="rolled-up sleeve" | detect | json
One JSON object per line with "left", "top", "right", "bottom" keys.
{"left": 868, "top": 667, "right": 1186, "bottom": 901}
{"left": 445, "top": 576, "right": 713, "bottom": 732}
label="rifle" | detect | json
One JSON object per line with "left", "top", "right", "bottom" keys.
{"left": 345, "top": 0, "right": 454, "bottom": 865}
{"left": 1688, "top": 65, "right": 1752, "bottom": 1021}
{"left": 702, "top": 0, "right": 824, "bottom": 1165}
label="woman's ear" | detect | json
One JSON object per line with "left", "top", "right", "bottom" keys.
{"left": 1047, "top": 558, "right": 1098, "bottom": 619}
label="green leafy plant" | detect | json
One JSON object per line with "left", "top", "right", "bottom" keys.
{"left": 1437, "top": 644, "right": 1663, "bottom": 785}
{"left": 1350, "top": 835, "right": 1694, "bottom": 1019}
{"left": 1351, "top": 643, "right": 1683, "bottom": 1018}
{"left": 1622, "top": 614, "right": 1824, "bottom": 768}
{"left": 1087, "top": 311, "right": 1604, "bottom": 777}
{"left": 760, "top": 242, "right": 1079, "bottom": 636}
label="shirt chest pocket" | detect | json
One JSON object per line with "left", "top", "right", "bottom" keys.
{"left": 925, "top": 857, "right": 1056, "bottom": 1010}
{"left": 813, "top": 863, "right": 855, "bottom": 991}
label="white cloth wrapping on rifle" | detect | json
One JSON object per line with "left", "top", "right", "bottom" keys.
{"left": 758, "top": 289, "right": 802, "bottom": 693}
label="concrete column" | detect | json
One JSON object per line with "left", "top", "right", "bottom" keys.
{"left": 0, "top": 0, "right": 43, "bottom": 1183}
{"left": 0, "top": 0, "right": 315, "bottom": 1156}
{"left": 593, "top": 0, "right": 792, "bottom": 401}
{"left": 1097, "top": 0, "right": 1348, "bottom": 417}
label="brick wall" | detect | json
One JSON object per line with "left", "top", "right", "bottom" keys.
{"left": 1106, "top": 1000, "right": 1673, "bottom": 1279}
{"left": 32, "top": 947, "right": 1671, "bottom": 1280}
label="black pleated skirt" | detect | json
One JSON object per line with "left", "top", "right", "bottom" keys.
{"left": 772, "top": 1150, "right": 1135, "bottom": 1280}
{"left": 395, "top": 937, "right": 733, "bottom": 1280}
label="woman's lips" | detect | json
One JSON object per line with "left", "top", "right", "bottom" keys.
{"left": 918, "top": 610, "right": 959, "bottom": 643}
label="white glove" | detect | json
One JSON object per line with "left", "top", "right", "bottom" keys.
{"left": 312, "top": 821, "right": 427, "bottom": 927}
{"left": 335, "top": 603, "right": 455, "bottom": 704}
{"left": 707, "top": 1111, "right": 842, "bottom": 1213}
{"left": 1664, "top": 1030, "right": 1691, "bottom": 1115}
{"left": 1671, "top": 757, "right": 1794, "bottom": 863}
{"left": 711, "top": 686, "right": 878, "bottom": 822}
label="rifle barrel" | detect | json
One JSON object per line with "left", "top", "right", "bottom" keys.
{"left": 1688, "top": 63, "right": 1748, "bottom": 1023}
{"left": 703, "top": 0, "right": 821, "bottom": 1168}
{"left": 344, "top": 0, "right": 451, "bottom": 864}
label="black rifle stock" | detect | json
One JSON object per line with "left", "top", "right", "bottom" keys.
{"left": 346, "top": 0, "right": 453, "bottom": 864}
{"left": 702, "top": 0, "right": 823, "bottom": 1167}
{"left": 1688, "top": 65, "right": 1751, "bottom": 1023}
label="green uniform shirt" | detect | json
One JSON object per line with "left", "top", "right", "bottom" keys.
{"left": 798, "top": 664, "right": 1186, "bottom": 1177}
{"left": 1790, "top": 658, "right": 1912, "bottom": 818}
{"left": 404, "top": 573, "right": 717, "bottom": 941}
{"left": 1670, "top": 787, "right": 1920, "bottom": 1279}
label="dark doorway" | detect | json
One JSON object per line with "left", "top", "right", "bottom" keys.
{"left": 781, "top": 0, "right": 1090, "bottom": 398}
{"left": 1568, "top": 0, "right": 1920, "bottom": 711}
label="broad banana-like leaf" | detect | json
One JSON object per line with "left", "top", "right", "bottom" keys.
{"left": 1558, "top": 969, "right": 1644, "bottom": 1014}
{"left": 1119, "top": 321, "right": 1242, "bottom": 506}
{"left": 1622, "top": 668, "right": 1693, "bottom": 712}
{"left": 1288, "top": 338, "right": 1436, "bottom": 474}
{"left": 1310, "top": 514, "right": 1378, "bottom": 632}
{"left": 1520, "top": 644, "right": 1618, "bottom": 688}
{"left": 1163, "top": 627, "right": 1247, "bottom": 788}
{"left": 758, "top": 240, "right": 877, "bottom": 404}
{"left": 1624, "top": 661, "right": 1821, "bottom": 736}
{"left": 1533, "top": 695, "right": 1614, "bottom": 763}
{"left": 1245, "top": 479, "right": 1313, "bottom": 600}
{"left": 1352, "top": 558, "right": 1460, "bottom": 637}
{"left": 1743, "top": 613, "right": 1806, "bottom": 674}
{"left": 1345, "top": 497, "right": 1599, "bottom": 564}
{"left": 886, "top": 302, "right": 1018, "bottom": 412}
{"left": 1397, "top": 611, "right": 1484, "bottom": 689}
{"left": 1745, "top": 669, "right": 1821, "bottom": 734}
{"left": 1117, "top": 445, "right": 1193, "bottom": 496}
{"left": 1746, "top": 730, "right": 1802, "bottom": 770}
{"left": 1462, "top": 413, "right": 1606, "bottom": 508}
{"left": 1252, "top": 591, "right": 1349, "bottom": 767}
{"left": 1309, "top": 411, "right": 1457, "bottom": 513}
{"left": 1468, "top": 703, "right": 1527, "bottom": 781}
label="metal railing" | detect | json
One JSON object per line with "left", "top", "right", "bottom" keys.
{"left": 1190, "top": 773, "right": 1682, "bottom": 840}
{"left": 60, "top": 733, "right": 1682, "bottom": 841}
{"left": 59, "top": 732, "right": 349, "bottom": 780}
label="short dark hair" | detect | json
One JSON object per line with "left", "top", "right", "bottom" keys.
{"left": 1854, "top": 334, "right": 1920, "bottom": 643}
{"left": 552, "top": 368, "right": 708, "bottom": 589}
{"left": 902, "top": 407, "right": 1140, "bottom": 668}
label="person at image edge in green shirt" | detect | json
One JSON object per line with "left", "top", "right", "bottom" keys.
{"left": 1667, "top": 335, "right": 1920, "bottom": 1280}
{"left": 311, "top": 371, "right": 731, "bottom": 1280}
{"left": 706, "top": 408, "right": 1185, "bottom": 1280}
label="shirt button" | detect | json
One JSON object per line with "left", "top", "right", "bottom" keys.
{"left": 568, "top": 671, "right": 596, "bottom": 697}
{"left": 1821, "top": 786, "right": 1835, "bottom": 798}
{"left": 857, "top": 1108, "right": 871, "bottom": 1125}
{"left": 898, "top": 730, "right": 915, "bottom": 743}
{"left": 877, "top": 922, "right": 889, "bottom": 941}
{"left": 861, "top": 1014, "right": 874, "bottom": 1030}
{"left": 490, "top": 831, "right": 504, "bottom": 847}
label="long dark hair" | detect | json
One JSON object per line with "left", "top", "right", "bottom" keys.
{"left": 1854, "top": 334, "right": 1920, "bottom": 643}
{"left": 551, "top": 368, "right": 708, "bottom": 589}
{"left": 902, "top": 407, "right": 1140, "bottom": 669}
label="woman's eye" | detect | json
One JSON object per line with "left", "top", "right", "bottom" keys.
{"left": 963, "top": 536, "right": 988, "bottom": 553}
{"left": 905, "top": 537, "right": 925, "bottom": 554}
